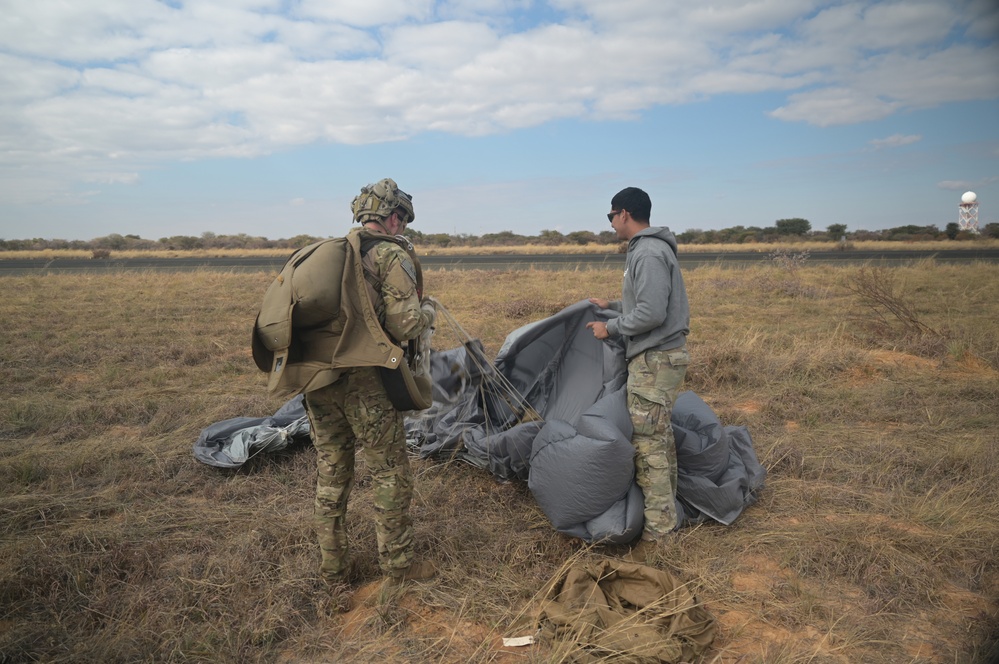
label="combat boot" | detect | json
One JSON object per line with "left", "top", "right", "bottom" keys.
{"left": 320, "top": 557, "right": 360, "bottom": 586}
{"left": 625, "top": 535, "right": 659, "bottom": 564}
{"left": 376, "top": 560, "right": 437, "bottom": 606}
{"left": 385, "top": 560, "right": 437, "bottom": 586}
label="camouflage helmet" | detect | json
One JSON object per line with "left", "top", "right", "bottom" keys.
{"left": 350, "top": 178, "right": 415, "bottom": 225}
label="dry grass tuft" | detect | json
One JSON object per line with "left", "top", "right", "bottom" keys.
{"left": 1, "top": 262, "right": 998, "bottom": 662}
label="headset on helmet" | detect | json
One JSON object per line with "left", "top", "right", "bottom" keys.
{"left": 351, "top": 178, "right": 415, "bottom": 225}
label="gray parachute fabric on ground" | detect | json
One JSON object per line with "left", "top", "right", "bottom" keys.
{"left": 402, "top": 340, "right": 499, "bottom": 467}
{"left": 193, "top": 396, "right": 310, "bottom": 468}
{"left": 408, "top": 299, "right": 766, "bottom": 543}
{"left": 407, "top": 301, "right": 644, "bottom": 542}
{"left": 529, "top": 386, "right": 642, "bottom": 543}
{"left": 672, "top": 391, "right": 767, "bottom": 526}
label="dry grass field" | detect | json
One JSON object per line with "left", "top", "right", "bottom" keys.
{"left": 1, "top": 257, "right": 998, "bottom": 663}
{"left": 2, "top": 238, "right": 998, "bottom": 260}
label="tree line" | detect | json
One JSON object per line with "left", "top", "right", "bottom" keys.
{"left": 676, "top": 219, "right": 998, "bottom": 244}
{"left": 2, "top": 219, "right": 996, "bottom": 252}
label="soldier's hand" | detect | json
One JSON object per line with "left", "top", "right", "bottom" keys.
{"left": 421, "top": 299, "right": 436, "bottom": 327}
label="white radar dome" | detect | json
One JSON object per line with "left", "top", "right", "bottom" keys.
{"left": 961, "top": 191, "right": 977, "bottom": 204}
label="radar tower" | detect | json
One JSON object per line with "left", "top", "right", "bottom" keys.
{"left": 958, "top": 191, "right": 979, "bottom": 234}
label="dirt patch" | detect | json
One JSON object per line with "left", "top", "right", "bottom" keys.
{"left": 734, "top": 400, "right": 762, "bottom": 415}
{"left": 948, "top": 351, "right": 999, "bottom": 378}
{"left": 328, "top": 580, "right": 527, "bottom": 662}
{"left": 730, "top": 554, "right": 788, "bottom": 594}
{"left": 843, "top": 349, "right": 940, "bottom": 386}
{"left": 61, "top": 372, "right": 91, "bottom": 386}
{"left": 868, "top": 349, "right": 937, "bottom": 370}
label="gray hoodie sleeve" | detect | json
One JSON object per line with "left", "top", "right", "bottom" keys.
{"left": 605, "top": 254, "right": 671, "bottom": 338}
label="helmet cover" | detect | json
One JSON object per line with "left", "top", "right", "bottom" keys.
{"left": 351, "top": 178, "right": 415, "bottom": 225}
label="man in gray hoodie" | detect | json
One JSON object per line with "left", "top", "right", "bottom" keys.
{"left": 587, "top": 187, "right": 690, "bottom": 541}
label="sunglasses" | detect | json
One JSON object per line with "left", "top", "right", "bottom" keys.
{"left": 607, "top": 210, "right": 620, "bottom": 223}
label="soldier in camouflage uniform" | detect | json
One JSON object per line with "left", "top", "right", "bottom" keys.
{"left": 586, "top": 187, "right": 690, "bottom": 541}
{"left": 305, "top": 178, "right": 436, "bottom": 587}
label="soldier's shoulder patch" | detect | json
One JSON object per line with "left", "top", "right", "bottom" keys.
{"left": 398, "top": 255, "right": 417, "bottom": 284}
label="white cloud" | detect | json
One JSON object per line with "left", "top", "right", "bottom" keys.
{"left": 143, "top": 45, "right": 294, "bottom": 87}
{"left": 551, "top": 0, "right": 816, "bottom": 33}
{"left": 857, "top": 46, "right": 999, "bottom": 107}
{"left": 937, "top": 180, "right": 974, "bottom": 190}
{"left": 434, "top": 0, "right": 534, "bottom": 22}
{"left": 0, "top": 54, "right": 80, "bottom": 103}
{"left": 685, "top": 0, "right": 819, "bottom": 33}
{"left": 273, "top": 20, "right": 377, "bottom": 58}
{"left": 80, "top": 171, "right": 141, "bottom": 184}
{"left": 82, "top": 68, "right": 167, "bottom": 96}
{"left": 769, "top": 87, "right": 900, "bottom": 125}
{"left": 860, "top": 3, "right": 957, "bottom": 49}
{"left": 938, "top": 176, "right": 999, "bottom": 191}
{"left": 765, "top": 39, "right": 999, "bottom": 126}
{"left": 869, "top": 134, "right": 922, "bottom": 149}
{"left": 0, "top": 0, "right": 172, "bottom": 61}
{"left": 296, "top": 0, "right": 433, "bottom": 27}
{"left": 966, "top": 0, "right": 999, "bottom": 41}
{"left": 1, "top": 0, "right": 997, "bottom": 206}
{"left": 383, "top": 21, "right": 500, "bottom": 70}
{"left": 803, "top": 2, "right": 956, "bottom": 51}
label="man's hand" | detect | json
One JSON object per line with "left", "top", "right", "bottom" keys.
{"left": 588, "top": 297, "right": 610, "bottom": 309}
{"left": 586, "top": 321, "right": 609, "bottom": 340}
{"left": 587, "top": 298, "right": 611, "bottom": 339}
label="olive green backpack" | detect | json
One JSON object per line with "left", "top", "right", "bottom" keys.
{"left": 251, "top": 231, "right": 432, "bottom": 411}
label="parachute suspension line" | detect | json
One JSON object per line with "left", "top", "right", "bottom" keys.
{"left": 427, "top": 296, "right": 473, "bottom": 344}
{"left": 428, "top": 298, "right": 542, "bottom": 425}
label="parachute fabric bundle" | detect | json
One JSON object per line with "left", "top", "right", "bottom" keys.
{"left": 193, "top": 396, "right": 309, "bottom": 468}
{"left": 672, "top": 391, "right": 767, "bottom": 526}
{"left": 407, "top": 299, "right": 767, "bottom": 543}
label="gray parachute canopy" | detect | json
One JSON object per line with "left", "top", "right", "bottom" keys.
{"left": 193, "top": 396, "right": 308, "bottom": 468}
{"left": 406, "top": 299, "right": 767, "bottom": 544}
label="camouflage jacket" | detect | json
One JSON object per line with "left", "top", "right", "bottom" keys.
{"left": 353, "top": 227, "right": 433, "bottom": 344}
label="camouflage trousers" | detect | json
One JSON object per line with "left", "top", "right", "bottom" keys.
{"left": 304, "top": 366, "right": 414, "bottom": 581}
{"left": 627, "top": 347, "right": 690, "bottom": 538}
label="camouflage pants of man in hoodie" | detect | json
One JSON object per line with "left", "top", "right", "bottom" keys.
{"left": 304, "top": 366, "right": 414, "bottom": 582}
{"left": 627, "top": 347, "right": 690, "bottom": 539}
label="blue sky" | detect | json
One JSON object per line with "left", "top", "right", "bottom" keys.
{"left": 1, "top": 0, "right": 997, "bottom": 242}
